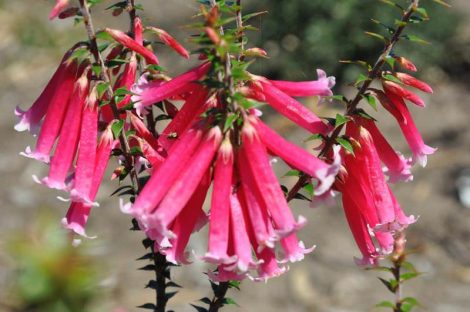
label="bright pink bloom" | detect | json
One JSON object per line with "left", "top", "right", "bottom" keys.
{"left": 341, "top": 191, "right": 379, "bottom": 266}
{"left": 15, "top": 50, "right": 74, "bottom": 134}
{"left": 383, "top": 91, "right": 436, "bottom": 167}
{"left": 204, "top": 139, "right": 235, "bottom": 264}
{"left": 395, "top": 73, "right": 433, "bottom": 94}
{"left": 269, "top": 69, "right": 335, "bottom": 97}
{"left": 132, "top": 62, "right": 211, "bottom": 111}
{"left": 158, "top": 87, "right": 209, "bottom": 151}
{"left": 162, "top": 173, "right": 211, "bottom": 264}
{"left": 249, "top": 79, "right": 332, "bottom": 135}
{"left": 40, "top": 71, "right": 90, "bottom": 190}
{"left": 228, "top": 193, "right": 259, "bottom": 272}
{"left": 147, "top": 27, "right": 190, "bottom": 59}
{"left": 383, "top": 80, "right": 425, "bottom": 108}
{"left": 253, "top": 116, "right": 339, "bottom": 194}
{"left": 128, "top": 124, "right": 205, "bottom": 218}
{"left": 49, "top": 0, "right": 69, "bottom": 20}
{"left": 129, "top": 113, "right": 163, "bottom": 153}
{"left": 63, "top": 126, "right": 116, "bottom": 236}
{"left": 105, "top": 28, "right": 159, "bottom": 65}
{"left": 21, "top": 61, "right": 84, "bottom": 163}
{"left": 357, "top": 117, "right": 413, "bottom": 183}
{"left": 146, "top": 127, "right": 222, "bottom": 235}
{"left": 394, "top": 56, "right": 418, "bottom": 72}
{"left": 134, "top": 17, "right": 144, "bottom": 45}
{"left": 241, "top": 121, "right": 305, "bottom": 235}
{"left": 69, "top": 89, "right": 99, "bottom": 204}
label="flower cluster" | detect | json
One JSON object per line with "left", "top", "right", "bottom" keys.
{"left": 336, "top": 58, "right": 435, "bottom": 265}
{"left": 15, "top": 1, "right": 436, "bottom": 285}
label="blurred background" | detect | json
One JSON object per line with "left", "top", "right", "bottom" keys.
{"left": 0, "top": 0, "right": 469, "bottom": 311}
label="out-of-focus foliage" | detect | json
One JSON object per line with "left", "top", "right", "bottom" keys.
{"left": 248, "top": 0, "right": 467, "bottom": 83}
{"left": 3, "top": 218, "right": 100, "bottom": 312}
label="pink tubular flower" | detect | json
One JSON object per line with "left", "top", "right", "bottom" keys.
{"left": 204, "top": 139, "right": 235, "bottom": 264}
{"left": 128, "top": 124, "right": 206, "bottom": 219}
{"left": 394, "top": 56, "right": 418, "bottom": 72}
{"left": 15, "top": 50, "right": 74, "bottom": 134}
{"left": 105, "top": 28, "right": 159, "bottom": 65}
{"left": 70, "top": 89, "right": 99, "bottom": 204}
{"left": 40, "top": 70, "right": 90, "bottom": 190}
{"left": 158, "top": 88, "right": 210, "bottom": 151}
{"left": 337, "top": 122, "right": 415, "bottom": 261}
{"left": 382, "top": 80, "right": 425, "bottom": 108}
{"left": 269, "top": 69, "right": 335, "bottom": 97}
{"left": 241, "top": 121, "right": 306, "bottom": 236}
{"left": 132, "top": 62, "right": 211, "bottom": 111}
{"left": 134, "top": 17, "right": 144, "bottom": 45}
{"left": 63, "top": 126, "right": 116, "bottom": 236}
{"left": 146, "top": 127, "right": 222, "bottom": 236}
{"left": 252, "top": 116, "right": 339, "bottom": 194}
{"left": 248, "top": 78, "right": 332, "bottom": 135}
{"left": 49, "top": 0, "right": 69, "bottom": 20}
{"left": 147, "top": 27, "right": 190, "bottom": 59}
{"left": 395, "top": 73, "right": 433, "bottom": 94}
{"left": 357, "top": 117, "right": 413, "bottom": 183}
{"left": 382, "top": 90, "right": 436, "bottom": 167}
{"left": 21, "top": 61, "right": 84, "bottom": 163}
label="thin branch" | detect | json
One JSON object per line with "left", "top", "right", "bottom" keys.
{"left": 208, "top": 282, "right": 230, "bottom": 312}
{"left": 287, "top": 0, "right": 420, "bottom": 202}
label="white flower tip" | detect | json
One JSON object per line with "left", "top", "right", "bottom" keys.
{"left": 70, "top": 189, "right": 100, "bottom": 207}
{"left": 21, "top": 147, "right": 50, "bottom": 163}
{"left": 41, "top": 177, "right": 67, "bottom": 191}
{"left": 119, "top": 199, "right": 133, "bottom": 214}
{"left": 57, "top": 196, "right": 71, "bottom": 202}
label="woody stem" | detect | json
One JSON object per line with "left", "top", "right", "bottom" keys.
{"left": 286, "top": 0, "right": 420, "bottom": 202}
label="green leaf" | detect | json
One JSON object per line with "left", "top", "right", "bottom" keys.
{"left": 284, "top": 170, "right": 301, "bottom": 177}
{"left": 415, "top": 7, "right": 429, "bottom": 19}
{"left": 303, "top": 183, "right": 314, "bottom": 197}
{"left": 199, "top": 297, "right": 212, "bottom": 305}
{"left": 384, "top": 56, "right": 396, "bottom": 69}
{"left": 364, "top": 31, "right": 386, "bottom": 42}
{"left": 335, "top": 113, "right": 349, "bottom": 128}
{"left": 400, "top": 272, "right": 421, "bottom": 281}
{"left": 336, "top": 137, "right": 354, "bottom": 155}
{"left": 111, "top": 120, "right": 124, "bottom": 139}
{"left": 382, "top": 74, "right": 403, "bottom": 84}
{"left": 379, "top": 0, "right": 404, "bottom": 11}
{"left": 354, "top": 73, "right": 369, "bottom": 86}
{"left": 376, "top": 300, "right": 395, "bottom": 309}
{"left": 223, "top": 113, "right": 238, "bottom": 132}
{"left": 96, "top": 82, "right": 110, "bottom": 98}
{"left": 378, "top": 277, "right": 397, "bottom": 292}
{"left": 304, "top": 133, "right": 323, "bottom": 142}
{"left": 362, "top": 94, "right": 377, "bottom": 110}
{"left": 228, "top": 280, "right": 241, "bottom": 290}
{"left": 223, "top": 297, "right": 239, "bottom": 306}
{"left": 401, "top": 34, "right": 430, "bottom": 45}
{"left": 92, "top": 64, "right": 102, "bottom": 77}
{"left": 432, "top": 0, "right": 451, "bottom": 8}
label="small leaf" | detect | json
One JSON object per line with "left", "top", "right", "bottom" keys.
{"left": 283, "top": 170, "right": 301, "bottom": 177}
{"left": 378, "top": 277, "right": 397, "bottom": 292}
{"left": 401, "top": 34, "right": 430, "bottom": 45}
{"left": 304, "top": 133, "right": 323, "bottom": 142}
{"left": 303, "top": 183, "right": 314, "bottom": 197}
{"left": 199, "top": 297, "right": 212, "bottom": 305}
{"left": 364, "top": 31, "right": 386, "bottom": 42}
{"left": 190, "top": 304, "right": 208, "bottom": 312}
{"left": 362, "top": 94, "right": 378, "bottom": 110}
{"left": 138, "top": 264, "right": 157, "bottom": 271}
{"left": 223, "top": 297, "right": 239, "bottom": 306}
{"left": 336, "top": 137, "right": 354, "bottom": 155}
{"left": 137, "top": 303, "right": 157, "bottom": 310}
{"left": 96, "top": 82, "right": 110, "bottom": 98}
{"left": 400, "top": 272, "right": 421, "bottom": 281}
{"left": 432, "top": 0, "right": 451, "bottom": 8}
{"left": 354, "top": 73, "right": 369, "bottom": 86}
{"left": 376, "top": 300, "right": 395, "bottom": 309}
{"left": 166, "top": 291, "right": 178, "bottom": 300}
{"left": 166, "top": 281, "right": 182, "bottom": 288}
{"left": 224, "top": 113, "right": 238, "bottom": 132}
{"left": 335, "top": 113, "right": 349, "bottom": 128}
{"left": 228, "top": 280, "right": 241, "bottom": 290}
{"left": 111, "top": 120, "right": 125, "bottom": 139}
{"left": 382, "top": 74, "right": 403, "bottom": 84}
{"left": 92, "top": 64, "right": 102, "bottom": 77}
